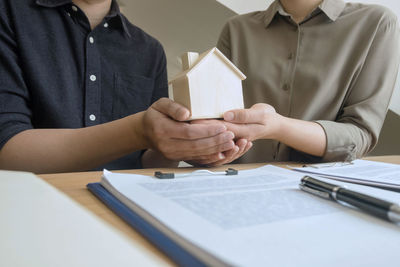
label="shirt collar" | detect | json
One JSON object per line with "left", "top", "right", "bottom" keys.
{"left": 263, "top": 0, "right": 280, "bottom": 27}
{"left": 35, "top": 0, "right": 131, "bottom": 38}
{"left": 319, "top": 0, "right": 346, "bottom": 21}
{"left": 105, "top": 0, "right": 131, "bottom": 38}
{"left": 263, "top": 0, "right": 346, "bottom": 27}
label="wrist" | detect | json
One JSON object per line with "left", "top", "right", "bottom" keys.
{"left": 269, "top": 113, "right": 287, "bottom": 141}
{"left": 128, "top": 112, "right": 150, "bottom": 150}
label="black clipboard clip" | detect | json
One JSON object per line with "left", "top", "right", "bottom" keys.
{"left": 154, "top": 168, "right": 238, "bottom": 179}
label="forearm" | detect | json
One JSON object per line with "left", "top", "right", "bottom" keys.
{"left": 0, "top": 113, "right": 147, "bottom": 173}
{"left": 0, "top": 98, "right": 236, "bottom": 173}
{"left": 275, "top": 115, "right": 326, "bottom": 157}
{"left": 222, "top": 104, "right": 327, "bottom": 158}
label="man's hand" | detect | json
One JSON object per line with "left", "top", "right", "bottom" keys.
{"left": 141, "top": 98, "right": 236, "bottom": 161}
{"left": 188, "top": 118, "right": 255, "bottom": 166}
{"left": 185, "top": 138, "right": 253, "bottom": 166}
{"left": 187, "top": 103, "right": 280, "bottom": 166}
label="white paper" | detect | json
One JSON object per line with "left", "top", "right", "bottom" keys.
{"left": 294, "top": 159, "right": 400, "bottom": 188}
{"left": 0, "top": 171, "right": 165, "bottom": 267}
{"left": 102, "top": 165, "right": 400, "bottom": 267}
{"left": 137, "top": 172, "right": 339, "bottom": 228}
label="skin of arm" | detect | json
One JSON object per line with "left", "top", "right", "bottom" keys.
{"left": 192, "top": 103, "right": 326, "bottom": 158}
{"left": 223, "top": 103, "right": 326, "bottom": 157}
{"left": 0, "top": 98, "right": 236, "bottom": 173}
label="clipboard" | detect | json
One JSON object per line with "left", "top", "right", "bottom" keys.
{"left": 87, "top": 183, "right": 207, "bottom": 267}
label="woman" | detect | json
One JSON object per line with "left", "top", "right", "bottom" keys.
{"left": 210, "top": 0, "right": 400, "bottom": 164}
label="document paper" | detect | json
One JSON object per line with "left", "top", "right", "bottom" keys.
{"left": 101, "top": 165, "right": 400, "bottom": 267}
{"left": 294, "top": 159, "right": 400, "bottom": 189}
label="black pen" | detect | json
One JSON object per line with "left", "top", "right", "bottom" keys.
{"left": 299, "top": 176, "right": 400, "bottom": 223}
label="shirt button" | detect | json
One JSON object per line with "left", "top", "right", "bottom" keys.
{"left": 103, "top": 22, "right": 109, "bottom": 28}
{"left": 90, "top": 74, "right": 97, "bottom": 81}
{"left": 283, "top": 84, "right": 290, "bottom": 91}
{"left": 89, "top": 114, "right": 96, "bottom": 121}
{"left": 89, "top": 36, "right": 94, "bottom": 44}
{"left": 71, "top": 5, "right": 78, "bottom": 12}
{"left": 288, "top": 52, "right": 294, "bottom": 60}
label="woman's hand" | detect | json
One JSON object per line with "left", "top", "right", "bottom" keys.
{"left": 222, "top": 103, "right": 281, "bottom": 141}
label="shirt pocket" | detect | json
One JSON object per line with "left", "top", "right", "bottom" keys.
{"left": 113, "top": 73, "right": 154, "bottom": 119}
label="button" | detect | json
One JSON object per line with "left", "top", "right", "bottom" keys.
{"left": 103, "top": 22, "right": 109, "bottom": 28}
{"left": 71, "top": 5, "right": 78, "bottom": 12}
{"left": 66, "top": 12, "right": 71, "bottom": 17}
{"left": 282, "top": 84, "right": 290, "bottom": 91}
{"left": 90, "top": 75, "right": 96, "bottom": 81}
{"left": 288, "top": 52, "right": 294, "bottom": 60}
{"left": 89, "top": 37, "right": 94, "bottom": 44}
{"left": 89, "top": 114, "right": 96, "bottom": 121}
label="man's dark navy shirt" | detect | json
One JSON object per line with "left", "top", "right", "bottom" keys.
{"left": 0, "top": 0, "right": 168, "bottom": 170}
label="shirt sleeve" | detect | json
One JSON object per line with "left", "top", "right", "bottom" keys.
{"left": 0, "top": 7, "right": 33, "bottom": 150}
{"left": 216, "top": 22, "right": 232, "bottom": 60}
{"left": 316, "top": 10, "right": 400, "bottom": 162}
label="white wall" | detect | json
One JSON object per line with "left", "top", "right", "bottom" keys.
{"left": 216, "top": 0, "right": 400, "bottom": 115}
{"left": 216, "top": 0, "right": 270, "bottom": 14}
{"left": 120, "top": 0, "right": 235, "bottom": 80}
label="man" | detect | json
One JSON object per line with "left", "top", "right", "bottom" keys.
{"left": 0, "top": 0, "right": 249, "bottom": 173}
{"left": 198, "top": 0, "right": 400, "bottom": 164}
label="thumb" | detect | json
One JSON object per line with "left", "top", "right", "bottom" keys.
{"left": 224, "top": 104, "right": 269, "bottom": 124}
{"left": 151, "top": 98, "right": 190, "bottom": 121}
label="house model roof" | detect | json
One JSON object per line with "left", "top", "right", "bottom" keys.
{"left": 169, "top": 47, "right": 246, "bottom": 82}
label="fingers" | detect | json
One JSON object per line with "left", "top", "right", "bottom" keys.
{"left": 221, "top": 122, "right": 265, "bottom": 141}
{"left": 188, "top": 139, "right": 253, "bottom": 167}
{"left": 188, "top": 146, "right": 238, "bottom": 166}
{"left": 207, "top": 139, "right": 252, "bottom": 167}
{"left": 224, "top": 109, "right": 263, "bottom": 124}
{"left": 173, "top": 123, "right": 227, "bottom": 140}
{"left": 214, "top": 139, "right": 253, "bottom": 166}
{"left": 151, "top": 97, "right": 190, "bottom": 121}
{"left": 242, "top": 140, "right": 253, "bottom": 155}
{"left": 150, "top": 115, "right": 227, "bottom": 140}
{"left": 147, "top": 99, "right": 260, "bottom": 161}
{"left": 190, "top": 119, "right": 223, "bottom": 125}
{"left": 158, "top": 132, "right": 236, "bottom": 161}
{"left": 223, "top": 103, "right": 274, "bottom": 124}
{"left": 177, "top": 133, "right": 235, "bottom": 156}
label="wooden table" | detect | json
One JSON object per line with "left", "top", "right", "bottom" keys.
{"left": 38, "top": 155, "right": 400, "bottom": 265}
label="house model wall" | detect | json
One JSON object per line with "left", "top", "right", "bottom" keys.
{"left": 169, "top": 47, "right": 246, "bottom": 120}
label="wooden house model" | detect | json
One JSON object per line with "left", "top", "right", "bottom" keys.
{"left": 169, "top": 47, "right": 246, "bottom": 120}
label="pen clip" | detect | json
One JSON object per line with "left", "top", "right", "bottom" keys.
{"left": 299, "top": 184, "right": 331, "bottom": 199}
